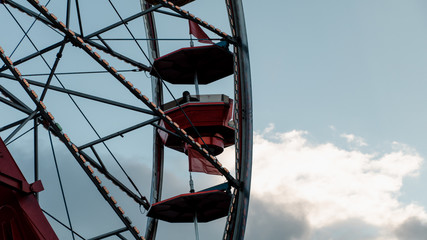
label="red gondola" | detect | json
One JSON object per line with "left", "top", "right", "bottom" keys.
{"left": 150, "top": 44, "right": 233, "bottom": 85}
{"left": 147, "top": 189, "right": 231, "bottom": 223}
{"left": 159, "top": 94, "right": 234, "bottom": 156}
{"left": 144, "top": 0, "right": 194, "bottom": 7}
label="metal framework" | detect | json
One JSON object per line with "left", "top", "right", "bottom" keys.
{"left": 0, "top": 0, "right": 252, "bottom": 239}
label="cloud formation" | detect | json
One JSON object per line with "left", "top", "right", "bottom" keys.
{"left": 340, "top": 133, "right": 368, "bottom": 147}
{"left": 245, "top": 126, "right": 426, "bottom": 240}
{"left": 5, "top": 127, "right": 427, "bottom": 240}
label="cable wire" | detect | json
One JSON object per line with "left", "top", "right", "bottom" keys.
{"left": 1, "top": 0, "right": 52, "bottom": 68}
{"left": 22, "top": 69, "right": 139, "bottom": 77}
{"left": 42, "top": 209, "right": 86, "bottom": 240}
{"left": 49, "top": 130, "right": 75, "bottom": 240}
{"left": 6, "top": 123, "right": 37, "bottom": 146}
{"left": 107, "top": 0, "right": 150, "bottom": 61}
{"left": 106, "top": 0, "right": 215, "bottom": 153}
{"left": 6, "top": 2, "right": 145, "bottom": 200}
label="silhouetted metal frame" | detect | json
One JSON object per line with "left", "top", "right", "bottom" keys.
{"left": 140, "top": 1, "right": 164, "bottom": 240}
{"left": 224, "top": 0, "right": 253, "bottom": 239}
{"left": 0, "top": 45, "right": 144, "bottom": 239}
{"left": 0, "top": 73, "right": 155, "bottom": 115}
{"left": 141, "top": 1, "right": 253, "bottom": 239}
{"left": 0, "top": 0, "right": 158, "bottom": 73}
{"left": 0, "top": 0, "right": 251, "bottom": 239}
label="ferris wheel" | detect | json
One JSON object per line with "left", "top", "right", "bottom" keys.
{"left": 0, "top": 0, "right": 252, "bottom": 239}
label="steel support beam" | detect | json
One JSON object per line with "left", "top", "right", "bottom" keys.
{"left": 140, "top": 2, "right": 163, "bottom": 238}
{"left": 0, "top": 42, "right": 64, "bottom": 73}
{"left": 40, "top": 43, "right": 66, "bottom": 101}
{"left": 4, "top": 110, "right": 38, "bottom": 143}
{"left": 224, "top": 0, "right": 253, "bottom": 239}
{"left": 87, "top": 227, "right": 128, "bottom": 240}
{"left": 34, "top": 118, "right": 39, "bottom": 200}
{"left": 83, "top": 39, "right": 150, "bottom": 71}
{"left": 5, "top": 0, "right": 54, "bottom": 26}
{"left": 0, "top": 96, "right": 33, "bottom": 114}
{"left": 0, "top": 117, "right": 27, "bottom": 132}
{"left": 0, "top": 73, "right": 154, "bottom": 115}
{"left": 79, "top": 118, "right": 160, "bottom": 150}
{"left": 85, "top": 4, "right": 162, "bottom": 39}
{"left": 0, "top": 84, "right": 32, "bottom": 113}
{"left": 0, "top": 4, "right": 159, "bottom": 72}
{"left": 1, "top": 36, "right": 143, "bottom": 239}
{"left": 79, "top": 151, "right": 150, "bottom": 210}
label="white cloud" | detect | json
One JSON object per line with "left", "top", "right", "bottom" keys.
{"left": 244, "top": 126, "right": 425, "bottom": 239}
{"left": 340, "top": 133, "right": 368, "bottom": 147}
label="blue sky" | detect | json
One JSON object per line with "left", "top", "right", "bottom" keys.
{"left": 2, "top": 0, "right": 427, "bottom": 239}
{"left": 244, "top": 1, "right": 427, "bottom": 239}
{"left": 247, "top": 0, "right": 427, "bottom": 198}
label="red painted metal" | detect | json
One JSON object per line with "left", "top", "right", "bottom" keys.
{"left": 193, "top": 133, "right": 225, "bottom": 155}
{"left": 185, "top": 143, "right": 221, "bottom": 175}
{"left": 150, "top": 45, "right": 233, "bottom": 85}
{"left": 0, "top": 138, "right": 58, "bottom": 240}
{"left": 147, "top": 190, "right": 231, "bottom": 223}
{"left": 144, "top": 0, "right": 194, "bottom": 7}
{"left": 159, "top": 94, "right": 234, "bottom": 156}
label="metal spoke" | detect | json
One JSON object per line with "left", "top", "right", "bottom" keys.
{"left": 0, "top": 84, "right": 32, "bottom": 113}
{"left": 4, "top": 110, "right": 37, "bottom": 143}
{"left": 40, "top": 43, "right": 66, "bottom": 101}
{"left": 0, "top": 96, "right": 33, "bottom": 114}
{"left": 79, "top": 118, "right": 160, "bottom": 150}
{"left": 87, "top": 227, "right": 128, "bottom": 240}
{"left": 0, "top": 117, "right": 28, "bottom": 132}
{"left": 0, "top": 73, "right": 154, "bottom": 115}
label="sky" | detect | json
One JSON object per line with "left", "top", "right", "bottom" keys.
{"left": 244, "top": 1, "right": 427, "bottom": 239}
{"left": 2, "top": 0, "right": 427, "bottom": 240}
